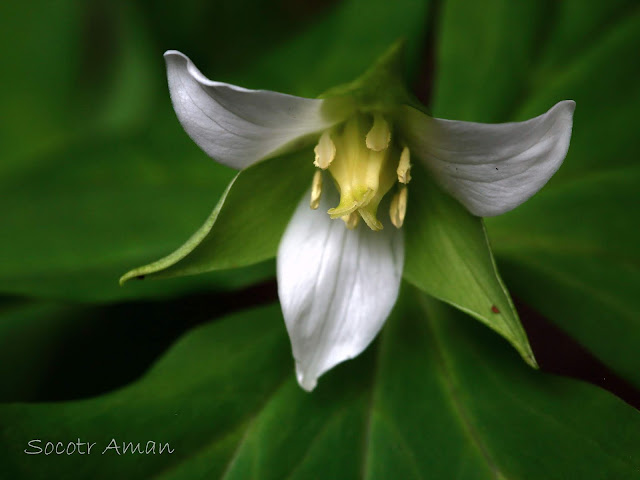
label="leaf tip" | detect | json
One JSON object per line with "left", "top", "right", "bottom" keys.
{"left": 524, "top": 351, "right": 539, "bottom": 370}
{"left": 119, "top": 270, "right": 144, "bottom": 286}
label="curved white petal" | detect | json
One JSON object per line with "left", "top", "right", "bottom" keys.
{"left": 277, "top": 185, "right": 404, "bottom": 391}
{"left": 402, "top": 101, "right": 575, "bottom": 216}
{"left": 165, "top": 50, "right": 338, "bottom": 169}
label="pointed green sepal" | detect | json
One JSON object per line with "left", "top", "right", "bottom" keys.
{"left": 402, "top": 166, "right": 537, "bottom": 368}
{"left": 120, "top": 150, "right": 314, "bottom": 285}
{"left": 319, "top": 40, "right": 414, "bottom": 115}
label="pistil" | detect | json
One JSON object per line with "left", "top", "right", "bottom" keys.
{"left": 310, "top": 112, "right": 410, "bottom": 231}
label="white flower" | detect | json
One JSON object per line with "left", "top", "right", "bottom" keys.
{"left": 164, "top": 49, "right": 575, "bottom": 391}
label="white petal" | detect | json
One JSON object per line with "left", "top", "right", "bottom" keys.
{"left": 277, "top": 186, "right": 404, "bottom": 391}
{"left": 402, "top": 101, "right": 576, "bottom": 216}
{"left": 165, "top": 50, "right": 338, "bottom": 169}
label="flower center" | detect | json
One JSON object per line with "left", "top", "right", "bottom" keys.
{"left": 309, "top": 112, "right": 411, "bottom": 231}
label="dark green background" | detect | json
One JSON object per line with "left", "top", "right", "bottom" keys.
{"left": 1, "top": 0, "right": 638, "bottom": 478}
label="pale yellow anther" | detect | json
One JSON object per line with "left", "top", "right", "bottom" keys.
{"left": 313, "top": 131, "right": 336, "bottom": 169}
{"left": 310, "top": 170, "right": 323, "bottom": 210}
{"left": 365, "top": 113, "right": 391, "bottom": 152}
{"left": 341, "top": 212, "right": 360, "bottom": 230}
{"left": 390, "top": 186, "right": 408, "bottom": 229}
{"left": 397, "top": 146, "right": 412, "bottom": 184}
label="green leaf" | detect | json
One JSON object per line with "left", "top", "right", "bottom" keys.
{"left": 0, "top": 1, "right": 159, "bottom": 176}
{"left": 433, "top": 0, "right": 640, "bottom": 383}
{"left": 432, "top": 0, "right": 554, "bottom": 122}
{"left": 432, "top": 0, "right": 640, "bottom": 185}
{"left": 487, "top": 166, "right": 640, "bottom": 387}
{"left": 2, "top": 294, "right": 640, "bottom": 478}
{"left": 120, "top": 151, "right": 314, "bottom": 284}
{"left": 513, "top": 3, "right": 640, "bottom": 183}
{"left": 487, "top": 167, "right": 639, "bottom": 265}
{"left": 0, "top": 117, "right": 286, "bottom": 302}
{"left": 0, "top": 1, "right": 257, "bottom": 302}
{"left": 403, "top": 167, "right": 536, "bottom": 368}
{"left": 0, "top": 284, "right": 283, "bottom": 403}
{"left": 0, "top": 0, "right": 83, "bottom": 170}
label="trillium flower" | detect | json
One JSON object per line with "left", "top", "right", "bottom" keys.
{"left": 126, "top": 44, "right": 574, "bottom": 391}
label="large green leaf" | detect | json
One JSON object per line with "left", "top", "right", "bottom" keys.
{"left": 433, "top": 0, "right": 640, "bottom": 184}
{"left": 432, "top": 0, "right": 552, "bottom": 123}
{"left": 0, "top": 0, "right": 253, "bottom": 301}
{"left": 486, "top": 166, "right": 640, "bottom": 387}
{"left": 0, "top": 1, "right": 158, "bottom": 175}
{"left": 433, "top": 0, "right": 640, "bottom": 182}
{"left": 2, "top": 294, "right": 639, "bottom": 479}
{"left": 0, "top": 0, "right": 83, "bottom": 170}
{"left": 403, "top": 167, "right": 535, "bottom": 368}
{"left": 513, "top": 2, "right": 640, "bottom": 182}
{"left": 487, "top": 167, "right": 639, "bottom": 266}
{"left": 433, "top": 0, "right": 640, "bottom": 384}
{"left": 0, "top": 117, "right": 283, "bottom": 302}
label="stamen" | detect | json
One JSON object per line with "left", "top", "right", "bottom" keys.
{"left": 310, "top": 170, "right": 323, "bottom": 210}
{"left": 390, "top": 186, "right": 408, "bottom": 228}
{"left": 365, "top": 113, "right": 391, "bottom": 151}
{"left": 341, "top": 211, "right": 360, "bottom": 230}
{"left": 397, "top": 146, "right": 412, "bottom": 184}
{"left": 313, "top": 131, "right": 336, "bottom": 169}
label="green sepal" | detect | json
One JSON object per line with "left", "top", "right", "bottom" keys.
{"left": 120, "top": 150, "right": 314, "bottom": 284}
{"left": 319, "top": 40, "right": 415, "bottom": 118}
{"left": 402, "top": 166, "right": 537, "bottom": 368}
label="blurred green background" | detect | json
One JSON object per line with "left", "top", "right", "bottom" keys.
{"left": 1, "top": 0, "right": 639, "bottom": 478}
